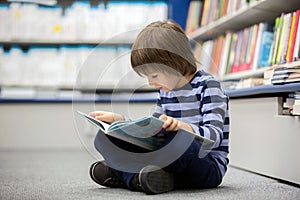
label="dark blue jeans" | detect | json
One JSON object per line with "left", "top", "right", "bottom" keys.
{"left": 94, "top": 130, "right": 223, "bottom": 190}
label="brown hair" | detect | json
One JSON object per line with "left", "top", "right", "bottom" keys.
{"left": 131, "top": 20, "right": 197, "bottom": 76}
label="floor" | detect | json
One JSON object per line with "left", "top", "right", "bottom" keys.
{"left": 0, "top": 150, "right": 299, "bottom": 200}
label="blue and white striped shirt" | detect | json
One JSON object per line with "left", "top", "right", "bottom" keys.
{"left": 152, "top": 70, "right": 229, "bottom": 177}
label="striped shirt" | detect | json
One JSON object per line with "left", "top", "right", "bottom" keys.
{"left": 152, "top": 70, "right": 230, "bottom": 177}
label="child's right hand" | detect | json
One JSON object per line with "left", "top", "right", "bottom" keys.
{"left": 89, "top": 111, "right": 124, "bottom": 124}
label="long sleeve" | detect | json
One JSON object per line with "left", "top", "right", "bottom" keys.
{"left": 189, "top": 79, "right": 228, "bottom": 149}
{"left": 152, "top": 92, "right": 164, "bottom": 118}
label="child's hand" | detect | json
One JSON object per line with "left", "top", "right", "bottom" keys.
{"left": 159, "top": 114, "right": 181, "bottom": 131}
{"left": 89, "top": 111, "right": 124, "bottom": 124}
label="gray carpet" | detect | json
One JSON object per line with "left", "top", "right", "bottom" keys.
{"left": 0, "top": 150, "right": 299, "bottom": 200}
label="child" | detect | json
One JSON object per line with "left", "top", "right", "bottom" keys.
{"left": 89, "top": 20, "right": 229, "bottom": 194}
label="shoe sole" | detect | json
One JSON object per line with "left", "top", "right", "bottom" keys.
{"left": 139, "top": 165, "right": 174, "bottom": 194}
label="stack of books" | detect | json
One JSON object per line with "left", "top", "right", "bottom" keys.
{"left": 293, "top": 92, "right": 300, "bottom": 115}
{"left": 283, "top": 92, "right": 300, "bottom": 115}
{"left": 271, "top": 66, "right": 300, "bottom": 84}
{"left": 282, "top": 93, "right": 295, "bottom": 115}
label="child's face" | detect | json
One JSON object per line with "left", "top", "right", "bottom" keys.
{"left": 144, "top": 71, "right": 182, "bottom": 92}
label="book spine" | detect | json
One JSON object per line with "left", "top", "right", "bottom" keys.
{"left": 281, "top": 13, "right": 292, "bottom": 64}
{"left": 286, "top": 12, "right": 296, "bottom": 62}
{"left": 225, "top": 32, "right": 237, "bottom": 74}
{"left": 289, "top": 10, "right": 300, "bottom": 62}
{"left": 219, "top": 31, "right": 232, "bottom": 76}
{"left": 257, "top": 31, "right": 274, "bottom": 68}
{"left": 201, "top": 0, "right": 211, "bottom": 26}
{"left": 293, "top": 11, "right": 300, "bottom": 61}
{"left": 185, "top": 1, "right": 202, "bottom": 34}
{"left": 276, "top": 13, "right": 288, "bottom": 64}
{"left": 252, "top": 22, "right": 265, "bottom": 70}
{"left": 270, "top": 16, "right": 281, "bottom": 65}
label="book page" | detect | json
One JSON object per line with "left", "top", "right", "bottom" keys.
{"left": 77, "top": 111, "right": 110, "bottom": 132}
{"left": 108, "top": 116, "right": 164, "bottom": 138}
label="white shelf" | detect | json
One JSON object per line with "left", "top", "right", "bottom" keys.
{"left": 189, "top": 0, "right": 300, "bottom": 42}
{"left": 221, "top": 68, "right": 267, "bottom": 81}
{"left": 221, "top": 61, "right": 300, "bottom": 81}
{"left": 0, "top": 34, "right": 137, "bottom": 45}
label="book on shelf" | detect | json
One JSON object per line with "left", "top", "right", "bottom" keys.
{"left": 185, "top": 0, "right": 203, "bottom": 34}
{"left": 282, "top": 92, "right": 300, "bottom": 115}
{"left": 287, "top": 11, "right": 297, "bottom": 62}
{"left": 235, "top": 78, "right": 264, "bottom": 89}
{"left": 77, "top": 111, "right": 214, "bottom": 151}
{"left": 281, "top": 13, "right": 293, "bottom": 63}
{"left": 271, "top": 66, "right": 300, "bottom": 84}
{"left": 256, "top": 26, "right": 274, "bottom": 68}
{"left": 273, "top": 66, "right": 300, "bottom": 74}
{"left": 199, "top": 0, "right": 250, "bottom": 27}
{"left": 270, "top": 10, "right": 300, "bottom": 65}
{"left": 238, "top": 26, "right": 250, "bottom": 71}
{"left": 210, "top": 35, "right": 225, "bottom": 75}
{"left": 230, "top": 30, "right": 244, "bottom": 73}
{"left": 269, "top": 16, "right": 281, "bottom": 66}
{"left": 226, "top": 32, "right": 238, "bottom": 74}
{"left": 293, "top": 10, "right": 300, "bottom": 62}
{"left": 230, "top": 25, "right": 254, "bottom": 73}
{"left": 292, "top": 104, "right": 300, "bottom": 115}
{"left": 292, "top": 92, "right": 300, "bottom": 115}
{"left": 285, "top": 72, "right": 300, "bottom": 83}
{"left": 200, "top": 0, "right": 211, "bottom": 26}
{"left": 219, "top": 31, "right": 233, "bottom": 76}
{"left": 194, "top": 6, "right": 300, "bottom": 78}
{"left": 282, "top": 95, "right": 294, "bottom": 115}
{"left": 198, "top": 40, "right": 214, "bottom": 72}
{"left": 275, "top": 13, "right": 289, "bottom": 64}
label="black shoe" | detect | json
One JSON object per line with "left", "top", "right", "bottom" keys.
{"left": 131, "top": 165, "right": 174, "bottom": 194}
{"left": 89, "top": 161, "right": 125, "bottom": 188}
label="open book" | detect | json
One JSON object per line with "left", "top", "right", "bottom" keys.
{"left": 77, "top": 111, "right": 214, "bottom": 151}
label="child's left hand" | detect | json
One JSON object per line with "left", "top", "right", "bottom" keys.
{"left": 159, "top": 114, "right": 181, "bottom": 131}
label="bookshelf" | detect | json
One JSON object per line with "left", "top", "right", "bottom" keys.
{"left": 189, "top": 0, "right": 300, "bottom": 42}
{"left": 222, "top": 60, "right": 300, "bottom": 81}
{"left": 184, "top": 0, "right": 300, "bottom": 185}
{"left": 187, "top": 0, "right": 300, "bottom": 83}
{"left": 0, "top": 0, "right": 167, "bottom": 91}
